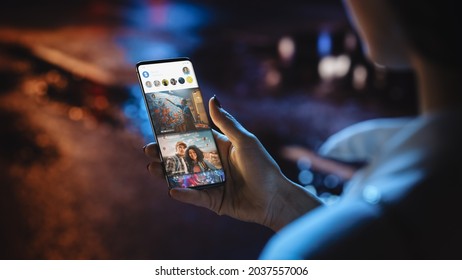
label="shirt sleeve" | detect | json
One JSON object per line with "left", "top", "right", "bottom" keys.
{"left": 318, "top": 118, "right": 411, "bottom": 163}
{"left": 259, "top": 196, "right": 411, "bottom": 259}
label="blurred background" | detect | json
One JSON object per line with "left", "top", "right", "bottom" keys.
{"left": 0, "top": 0, "right": 417, "bottom": 259}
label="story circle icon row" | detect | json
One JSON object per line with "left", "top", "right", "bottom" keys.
{"left": 145, "top": 77, "right": 193, "bottom": 88}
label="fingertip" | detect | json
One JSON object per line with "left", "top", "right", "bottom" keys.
{"left": 209, "top": 96, "right": 223, "bottom": 128}
{"left": 147, "top": 161, "right": 164, "bottom": 178}
{"left": 144, "top": 142, "right": 161, "bottom": 160}
{"left": 212, "top": 94, "right": 222, "bottom": 108}
{"left": 209, "top": 96, "right": 220, "bottom": 115}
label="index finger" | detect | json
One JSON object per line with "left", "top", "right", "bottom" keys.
{"left": 209, "top": 96, "right": 255, "bottom": 147}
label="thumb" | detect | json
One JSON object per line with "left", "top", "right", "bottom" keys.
{"left": 209, "top": 95, "right": 254, "bottom": 146}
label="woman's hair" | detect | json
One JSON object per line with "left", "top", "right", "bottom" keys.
{"left": 388, "top": 0, "right": 461, "bottom": 67}
{"left": 185, "top": 145, "right": 204, "bottom": 164}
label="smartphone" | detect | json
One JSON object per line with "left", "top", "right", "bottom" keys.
{"left": 136, "top": 57, "right": 226, "bottom": 189}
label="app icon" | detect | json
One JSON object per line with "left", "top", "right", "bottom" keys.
{"left": 182, "top": 67, "right": 190, "bottom": 75}
{"left": 178, "top": 77, "right": 185, "bottom": 84}
{"left": 186, "top": 76, "right": 193, "bottom": 83}
{"left": 162, "top": 79, "right": 169, "bottom": 86}
{"left": 142, "top": 71, "right": 149, "bottom": 78}
{"left": 145, "top": 81, "right": 152, "bottom": 88}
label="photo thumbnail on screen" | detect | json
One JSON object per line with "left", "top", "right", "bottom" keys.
{"left": 157, "top": 130, "right": 225, "bottom": 188}
{"left": 145, "top": 88, "right": 209, "bottom": 135}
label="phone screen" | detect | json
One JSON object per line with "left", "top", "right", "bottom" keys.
{"left": 136, "top": 58, "right": 226, "bottom": 189}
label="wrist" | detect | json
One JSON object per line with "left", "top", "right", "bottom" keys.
{"left": 265, "top": 179, "right": 322, "bottom": 231}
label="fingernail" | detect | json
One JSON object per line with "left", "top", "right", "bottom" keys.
{"left": 213, "top": 94, "right": 222, "bottom": 108}
{"left": 142, "top": 144, "right": 147, "bottom": 152}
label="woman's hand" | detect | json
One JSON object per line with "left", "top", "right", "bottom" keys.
{"left": 145, "top": 96, "right": 322, "bottom": 231}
